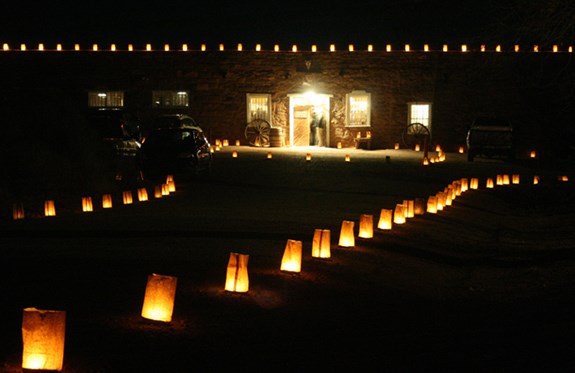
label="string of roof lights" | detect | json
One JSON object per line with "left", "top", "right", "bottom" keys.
{"left": 1, "top": 42, "right": 573, "bottom": 53}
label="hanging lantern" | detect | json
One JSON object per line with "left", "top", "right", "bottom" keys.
{"left": 235, "top": 139, "right": 241, "bottom": 146}
{"left": 267, "top": 152, "right": 273, "bottom": 159}
{"left": 427, "top": 196, "right": 437, "bottom": 214}
{"left": 161, "top": 184, "right": 170, "bottom": 196}
{"left": 559, "top": 175, "right": 569, "bottom": 182}
{"left": 496, "top": 175, "right": 503, "bottom": 185}
{"left": 358, "top": 214, "right": 373, "bottom": 238}
{"left": 403, "top": 200, "right": 414, "bottom": 218}
{"left": 394, "top": 143, "right": 400, "bottom": 150}
{"left": 102, "top": 194, "right": 113, "bottom": 208}
{"left": 345, "top": 154, "right": 351, "bottom": 162}
{"left": 486, "top": 178, "right": 494, "bottom": 189}
{"left": 312, "top": 229, "right": 331, "bottom": 258}
{"left": 223, "top": 139, "right": 229, "bottom": 146}
{"left": 470, "top": 178, "right": 479, "bottom": 190}
{"left": 503, "top": 174, "right": 510, "bottom": 185}
{"left": 377, "top": 209, "right": 393, "bottom": 230}
{"left": 13, "top": 202, "right": 25, "bottom": 220}
{"left": 338, "top": 220, "right": 355, "bottom": 247}
{"left": 414, "top": 198, "right": 426, "bottom": 215}
{"left": 459, "top": 146, "right": 465, "bottom": 154}
{"left": 280, "top": 239, "right": 302, "bottom": 273}
{"left": 232, "top": 151, "right": 238, "bottom": 158}
{"left": 81, "top": 197, "right": 93, "bottom": 212}
{"left": 337, "top": 141, "right": 342, "bottom": 149}
{"left": 414, "top": 144, "right": 420, "bottom": 152}
{"left": 138, "top": 187, "right": 148, "bottom": 202}
{"left": 141, "top": 273, "right": 177, "bottom": 322}
{"left": 21, "top": 307, "right": 66, "bottom": 371}
{"left": 533, "top": 175, "right": 540, "bottom": 185}
{"left": 393, "top": 203, "right": 406, "bottom": 224}
{"left": 166, "top": 175, "right": 174, "bottom": 183}
{"left": 225, "top": 252, "right": 250, "bottom": 293}
{"left": 306, "top": 153, "right": 312, "bottom": 161}
{"left": 530, "top": 150, "right": 537, "bottom": 158}
{"left": 122, "top": 191, "right": 133, "bottom": 205}
{"left": 512, "top": 174, "right": 520, "bottom": 184}
{"left": 44, "top": 200, "right": 56, "bottom": 217}
{"left": 422, "top": 157, "right": 429, "bottom": 166}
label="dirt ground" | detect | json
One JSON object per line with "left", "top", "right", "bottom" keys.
{"left": 1, "top": 147, "right": 574, "bottom": 372}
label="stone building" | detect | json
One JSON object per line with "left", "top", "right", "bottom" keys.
{"left": 1, "top": 42, "right": 574, "bottom": 156}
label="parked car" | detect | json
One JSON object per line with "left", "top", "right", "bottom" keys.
{"left": 149, "top": 113, "right": 199, "bottom": 130}
{"left": 466, "top": 116, "right": 514, "bottom": 162}
{"left": 140, "top": 116, "right": 212, "bottom": 180}
{"left": 86, "top": 109, "right": 143, "bottom": 183}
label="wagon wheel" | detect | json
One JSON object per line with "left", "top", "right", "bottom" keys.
{"left": 245, "top": 119, "right": 271, "bottom": 147}
{"left": 402, "top": 122, "right": 430, "bottom": 151}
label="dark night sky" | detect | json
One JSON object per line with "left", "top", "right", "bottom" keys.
{"left": 0, "top": 0, "right": 495, "bottom": 48}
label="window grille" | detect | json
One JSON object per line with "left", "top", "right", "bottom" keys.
{"left": 346, "top": 91, "right": 371, "bottom": 127}
{"left": 246, "top": 94, "right": 271, "bottom": 123}
{"left": 408, "top": 103, "right": 431, "bottom": 127}
{"left": 152, "top": 91, "right": 189, "bottom": 107}
{"left": 88, "top": 91, "right": 124, "bottom": 107}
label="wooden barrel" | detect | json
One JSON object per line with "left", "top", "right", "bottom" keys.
{"left": 269, "top": 127, "right": 285, "bottom": 147}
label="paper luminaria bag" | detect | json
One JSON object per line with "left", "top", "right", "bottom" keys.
{"left": 225, "top": 252, "right": 250, "bottom": 292}
{"left": 338, "top": 220, "right": 355, "bottom": 247}
{"left": 312, "top": 229, "right": 331, "bottom": 258}
{"left": 21, "top": 307, "right": 66, "bottom": 371}
{"left": 141, "top": 273, "right": 178, "bottom": 322}
{"left": 280, "top": 239, "right": 303, "bottom": 273}
{"left": 358, "top": 214, "right": 373, "bottom": 238}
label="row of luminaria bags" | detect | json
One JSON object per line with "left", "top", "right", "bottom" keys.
{"left": 19, "top": 172, "right": 569, "bottom": 371}
{"left": 12, "top": 176, "right": 177, "bottom": 220}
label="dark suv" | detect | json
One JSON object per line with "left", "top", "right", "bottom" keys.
{"left": 140, "top": 115, "right": 212, "bottom": 180}
{"left": 466, "top": 117, "right": 514, "bottom": 162}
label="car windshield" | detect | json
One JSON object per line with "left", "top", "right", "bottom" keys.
{"left": 146, "top": 129, "right": 200, "bottom": 146}
{"left": 153, "top": 116, "right": 197, "bottom": 128}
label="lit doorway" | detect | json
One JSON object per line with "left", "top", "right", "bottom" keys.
{"left": 288, "top": 92, "right": 331, "bottom": 146}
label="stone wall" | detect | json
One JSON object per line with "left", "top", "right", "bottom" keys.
{"left": 1, "top": 49, "right": 573, "bottom": 154}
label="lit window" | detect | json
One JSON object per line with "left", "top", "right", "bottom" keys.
{"left": 408, "top": 102, "right": 432, "bottom": 128}
{"left": 246, "top": 93, "right": 272, "bottom": 124}
{"left": 346, "top": 91, "right": 371, "bottom": 127}
{"left": 152, "top": 91, "right": 190, "bottom": 107}
{"left": 88, "top": 91, "right": 124, "bottom": 107}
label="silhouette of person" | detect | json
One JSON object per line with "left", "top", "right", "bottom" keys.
{"left": 310, "top": 108, "right": 326, "bottom": 146}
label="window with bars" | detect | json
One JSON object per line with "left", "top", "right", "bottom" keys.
{"left": 345, "top": 91, "right": 371, "bottom": 127}
{"left": 408, "top": 103, "right": 431, "bottom": 127}
{"left": 152, "top": 90, "right": 190, "bottom": 107}
{"left": 88, "top": 91, "right": 124, "bottom": 107}
{"left": 246, "top": 93, "right": 272, "bottom": 124}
